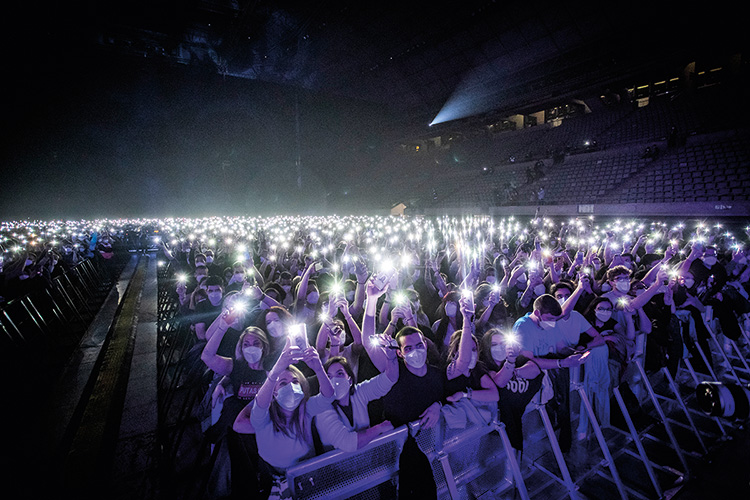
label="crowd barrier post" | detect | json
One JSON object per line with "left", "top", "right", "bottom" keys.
{"left": 660, "top": 367, "right": 708, "bottom": 454}
{"left": 634, "top": 360, "right": 690, "bottom": 479}
{"left": 532, "top": 400, "right": 580, "bottom": 499}
{"left": 701, "top": 314, "right": 742, "bottom": 383}
{"left": 494, "top": 420, "right": 531, "bottom": 500}
{"left": 612, "top": 384, "right": 664, "bottom": 499}
{"left": 571, "top": 379, "right": 629, "bottom": 499}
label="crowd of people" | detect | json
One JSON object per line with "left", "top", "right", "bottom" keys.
{"left": 149, "top": 213, "right": 750, "bottom": 499}
{"left": 0, "top": 221, "right": 122, "bottom": 305}
{"left": 3, "top": 214, "right": 750, "bottom": 499}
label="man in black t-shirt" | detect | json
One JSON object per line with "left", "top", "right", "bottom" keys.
{"left": 382, "top": 326, "right": 446, "bottom": 428}
{"left": 194, "top": 276, "right": 225, "bottom": 341}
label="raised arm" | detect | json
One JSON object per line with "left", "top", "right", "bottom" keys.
{"left": 200, "top": 309, "right": 237, "bottom": 376}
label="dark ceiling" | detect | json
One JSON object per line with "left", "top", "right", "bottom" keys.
{"left": 9, "top": 1, "right": 747, "bottom": 128}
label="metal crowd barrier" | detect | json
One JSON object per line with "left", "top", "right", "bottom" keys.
{"left": 285, "top": 404, "right": 528, "bottom": 500}
{"left": 0, "top": 254, "right": 128, "bottom": 366}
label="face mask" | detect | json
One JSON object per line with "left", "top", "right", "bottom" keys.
{"left": 25, "top": 259, "right": 33, "bottom": 267}
{"left": 232, "top": 272, "right": 244, "bottom": 282}
{"left": 307, "top": 292, "right": 319, "bottom": 305}
{"left": 557, "top": 296, "right": 567, "bottom": 306}
{"left": 517, "top": 274, "right": 527, "bottom": 284}
{"left": 702, "top": 256, "right": 717, "bottom": 267}
{"left": 208, "top": 292, "right": 222, "bottom": 304}
{"left": 615, "top": 281, "right": 630, "bottom": 293}
{"left": 468, "top": 352, "right": 478, "bottom": 370}
{"left": 601, "top": 283, "right": 611, "bottom": 292}
{"left": 205, "top": 256, "right": 214, "bottom": 264}
{"left": 540, "top": 320, "right": 556, "bottom": 330}
{"left": 491, "top": 345, "right": 506, "bottom": 362}
{"left": 534, "top": 284, "right": 546, "bottom": 296}
{"left": 282, "top": 285, "right": 292, "bottom": 293}
{"left": 345, "top": 291, "right": 355, "bottom": 302}
{"left": 445, "top": 303, "right": 458, "bottom": 316}
{"left": 404, "top": 348, "right": 427, "bottom": 369}
{"left": 276, "top": 382, "right": 304, "bottom": 411}
{"left": 267, "top": 321, "right": 285, "bottom": 338}
{"left": 486, "top": 276, "right": 496, "bottom": 284}
{"left": 243, "top": 346, "right": 262, "bottom": 364}
{"left": 595, "top": 310, "right": 612, "bottom": 322}
{"left": 195, "top": 262, "right": 207, "bottom": 268}
{"left": 331, "top": 376, "right": 351, "bottom": 400}
{"left": 684, "top": 278, "right": 695, "bottom": 288}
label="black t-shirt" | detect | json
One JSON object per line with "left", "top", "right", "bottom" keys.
{"left": 487, "top": 355, "right": 543, "bottom": 450}
{"left": 382, "top": 360, "right": 446, "bottom": 427}
{"left": 193, "top": 299, "right": 222, "bottom": 328}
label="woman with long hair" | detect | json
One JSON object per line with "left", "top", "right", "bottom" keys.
{"left": 431, "top": 290, "right": 463, "bottom": 354}
{"left": 314, "top": 355, "right": 396, "bottom": 452}
{"left": 234, "top": 338, "right": 334, "bottom": 499}
{"left": 443, "top": 294, "right": 499, "bottom": 421}
{"left": 201, "top": 325, "right": 271, "bottom": 498}
{"left": 480, "top": 327, "right": 543, "bottom": 480}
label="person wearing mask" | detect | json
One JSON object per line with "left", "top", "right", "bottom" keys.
{"left": 513, "top": 294, "right": 590, "bottom": 452}
{"left": 315, "top": 354, "right": 397, "bottom": 453}
{"left": 481, "top": 328, "right": 543, "bottom": 480}
{"left": 201, "top": 326, "right": 272, "bottom": 498}
{"left": 443, "top": 294, "right": 500, "bottom": 423}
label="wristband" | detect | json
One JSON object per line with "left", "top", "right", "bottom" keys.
{"left": 467, "top": 387, "right": 473, "bottom": 400}
{"left": 556, "top": 359, "right": 562, "bottom": 368}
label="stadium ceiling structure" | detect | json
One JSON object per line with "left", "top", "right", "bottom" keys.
{"left": 11, "top": 1, "right": 746, "bottom": 128}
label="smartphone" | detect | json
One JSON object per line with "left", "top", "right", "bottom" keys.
{"left": 372, "top": 268, "right": 396, "bottom": 290}
{"left": 289, "top": 323, "right": 309, "bottom": 349}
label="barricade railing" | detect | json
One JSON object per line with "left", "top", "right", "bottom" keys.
{"left": 0, "top": 253, "right": 128, "bottom": 362}
{"left": 285, "top": 404, "right": 528, "bottom": 500}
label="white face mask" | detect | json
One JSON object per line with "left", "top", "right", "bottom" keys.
{"left": 491, "top": 345, "right": 506, "bottom": 362}
{"left": 205, "top": 256, "right": 214, "bottom": 264}
{"left": 468, "top": 352, "right": 478, "bottom": 370}
{"left": 242, "top": 346, "right": 262, "bottom": 364}
{"left": 307, "top": 292, "right": 319, "bottom": 305}
{"left": 486, "top": 276, "right": 496, "bottom": 284}
{"left": 276, "top": 383, "right": 304, "bottom": 411}
{"left": 345, "top": 291, "right": 355, "bottom": 302}
{"left": 517, "top": 274, "right": 527, "bottom": 284}
{"left": 702, "top": 256, "right": 717, "bottom": 267}
{"left": 557, "top": 296, "right": 567, "bottom": 306}
{"left": 615, "top": 281, "right": 631, "bottom": 293}
{"left": 684, "top": 278, "right": 695, "bottom": 288}
{"left": 404, "top": 348, "right": 427, "bottom": 369}
{"left": 445, "top": 303, "right": 458, "bottom": 316}
{"left": 540, "top": 320, "right": 556, "bottom": 330}
{"left": 208, "top": 292, "right": 223, "bottom": 305}
{"left": 281, "top": 285, "right": 292, "bottom": 293}
{"left": 267, "top": 321, "right": 285, "bottom": 338}
{"left": 534, "top": 284, "right": 547, "bottom": 296}
{"left": 601, "top": 283, "right": 612, "bottom": 292}
{"left": 595, "top": 310, "right": 612, "bottom": 323}
{"left": 331, "top": 376, "right": 351, "bottom": 400}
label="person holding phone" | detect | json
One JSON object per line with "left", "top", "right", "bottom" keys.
{"left": 233, "top": 337, "right": 334, "bottom": 499}
{"left": 200, "top": 326, "right": 272, "bottom": 498}
{"left": 481, "top": 328, "right": 543, "bottom": 480}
